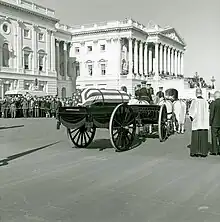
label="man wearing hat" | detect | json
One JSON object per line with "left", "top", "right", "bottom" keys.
{"left": 135, "top": 84, "right": 141, "bottom": 99}
{"left": 188, "top": 88, "right": 209, "bottom": 157}
{"left": 156, "top": 87, "right": 165, "bottom": 99}
{"left": 139, "top": 81, "right": 152, "bottom": 103}
{"left": 147, "top": 83, "right": 154, "bottom": 96}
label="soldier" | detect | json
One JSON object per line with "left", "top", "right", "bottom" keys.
{"left": 135, "top": 84, "right": 141, "bottom": 99}
{"left": 147, "top": 83, "right": 154, "bottom": 96}
{"left": 139, "top": 81, "right": 152, "bottom": 103}
{"left": 156, "top": 87, "right": 165, "bottom": 99}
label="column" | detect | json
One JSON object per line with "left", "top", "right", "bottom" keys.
{"left": 16, "top": 20, "right": 22, "bottom": 72}
{"left": 175, "top": 50, "right": 178, "bottom": 75}
{"left": 170, "top": 48, "right": 174, "bottom": 74}
{"left": 128, "top": 38, "right": 133, "bottom": 76}
{"left": 178, "top": 51, "right": 181, "bottom": 74}
{"left": 93, "top": 40, "right": 98, "bottom": 78}
{"left": 167, "top": 47, "right": 170, "bottom": 74}
{"left": 154, "top": 43, "right": 159, "bottom": 78}
{"left": 163, "top": 45, "right": 167, "bottom": 73}
{"left": 32, "top": 24, "right": 37, "bottom": 74}
{"left": 149, "top": 47, "right": 152, "bottom": 73}
{"left": 134, "top": 39, "right": 138, "bottom": 74}
{"left": 56, "top": 40, "right": 60, "bottom": 76}
{"left": 181, "top": 52, "right": 184, "bottom": 75}
{"left": 64, "top": 41, "right": 68, "bottom": 79}
{"left": 144, "top": 43, "right": 148, "bottom": 75}
{"left": 46, "top": 29, "right": 51, "bottom": 74}
{"left": 139, "top": 41, "right": 143, "bottom": 74}
{"left": 159, "top": 44, "right": 163, "bottom": 73}
{"left": 51, "top": 32, "right": 56, "bottom": 72}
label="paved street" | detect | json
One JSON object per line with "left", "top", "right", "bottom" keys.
{"left": 0, "top": 118, "right": 220, "bottom": 222}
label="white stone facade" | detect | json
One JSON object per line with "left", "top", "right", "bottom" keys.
{"left": 63, "top": 19, "right": 186, "bottom": 96}
{"left": 0, "top": 0, "right": 188, "bottom": 99}
{"left": 0, "top": 0, "right": 59, "bottom": 98}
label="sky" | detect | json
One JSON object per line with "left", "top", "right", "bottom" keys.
{"left": 34, "top": 0, "right": 220, "bottom": 87}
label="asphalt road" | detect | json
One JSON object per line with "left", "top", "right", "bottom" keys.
{"left": 0, "top": 118, "right": 220, "bottom": 222}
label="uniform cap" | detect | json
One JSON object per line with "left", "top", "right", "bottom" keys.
{"left": 137, "top": 84, "right": 141, "bottom": 87}
{"left": 141, "top": 81, "right": 146, "bottom": 85}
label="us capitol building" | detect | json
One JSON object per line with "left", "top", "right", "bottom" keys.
{"left": 0, "top": 0, "right": 203, "bottom": 99}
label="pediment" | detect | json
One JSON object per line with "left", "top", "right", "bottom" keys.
{"left": 161, "top": 28, "right": 185, "bottom": 45}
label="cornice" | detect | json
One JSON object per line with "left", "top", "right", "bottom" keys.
{"left": 56, "top": 28, "right": 72, "bottom": 35}
{"left": 0, "top": 0, "right": 60, "bottom": 23}
{"left": 71, "top": 26, "right": 148, "bottom": 37}
{"left": 72, "top": 27, "right": 131, "bottom": 37}
{"left": 159, "top": 33, "right": 186, "bottom": 47}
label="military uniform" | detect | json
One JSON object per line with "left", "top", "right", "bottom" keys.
{"left": 135, "top": 84, "right": 141, "bottom": 99}
{"left": 156, "top": 87, "right": 165, "bottom": 99}
{"left": 139, "top": 81, "right": 152, "bottom": 103}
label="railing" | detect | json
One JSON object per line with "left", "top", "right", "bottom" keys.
{"left": 1, "top": 0, "right": 55, "bottom": 17}
{"left": 65, "top": 18, "right": 146, "bottom": 33}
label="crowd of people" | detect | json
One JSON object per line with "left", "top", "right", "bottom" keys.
{"left": 0, "top": 95, "right": 75, "bottom": 118}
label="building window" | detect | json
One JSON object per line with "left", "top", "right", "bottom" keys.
{"left": 88, "top": 65, "right": 93, "bottom": 76}
{"left": 24, "top": 53, "right": 29, "bottom": 69}
{"left": 87, "top": 46, "right": 92, "bottom": 52}
{"left": 76, "top": 62, "right": 80, "bottom": 76}
{"left": 24, "top": 29, "right": 30, "bottom": 38}
{"left": 23, "top": 47, "right": 32, "bottom": 70}
{"left": 39, "top": 54, "right": 44, "bottom": 71}
{"left": 100, "top": 44, "right": 105, "bottom": 51}
{"left": 38, "top": 33, "right": 44, "bottom": 41}
{"left": 75, "top": 47, "right": 80, "bottom": 53}
{"left": 38, "top": 50, "right": 46, "bottom": 72}
{"left": 101, "top": 64, "right": 106, "bottom": 75}
{"left": 39, "top": 82, "right": 45, "bottom": 91}
{"left": 2, "top": 43, "right": 10, "bottom": 67}
{"left": 61, "top": 87, "right": 66, "bottom": 98}
{"left": 3, "top": 24, "right": 8, "bottom": 32}
{"left": 2, "top": 23, "right": 10, "bottom": 34}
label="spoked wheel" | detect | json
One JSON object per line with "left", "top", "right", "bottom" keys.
{"left": 67, "top": 124, "right": 96, "bottom": 148}
{"left": 158, "top": 104, "right": 168, "bottom": 142}
{"left": 109, "top": 104, "right": 136, "bottom": 152}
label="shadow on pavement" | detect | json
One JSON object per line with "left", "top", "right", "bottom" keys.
{"left": 86, "top": 139, "right": 113, "bottom": 151}
{"left": 85, "top": 136, "right": 144, "bottom": 152}
{"left": 0, "top": 141, "right": 61, "bottom": 167}
{"left": 0, "top": 125, "right": 24, "bottom": 130}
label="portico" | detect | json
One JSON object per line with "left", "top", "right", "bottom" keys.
{"left": 120, "top": 37, "right": 185, "bottom": 79}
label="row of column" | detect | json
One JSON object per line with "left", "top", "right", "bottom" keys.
{"left": 127, "top": 38, "right": 184, "bottom": 77}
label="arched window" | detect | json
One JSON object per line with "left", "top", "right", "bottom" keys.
{"left": 61, "top": 87, "right": 66, "bottom": 98}
{"left": 23, "top": 47, "right": 32, "bottom": 70}
{"left": 2, "top": 43, "right": 9, "bottom": 67}
{"left": 38, "top": 50, "right": 46, "bottom": 72}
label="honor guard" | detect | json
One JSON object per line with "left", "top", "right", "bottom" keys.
{"left": 139, "top": 81, "right": 152, "bottom": 103}
{"left": 156, "top": 87, "right": 165, "bottom": 99}
{"left": 135, "top": 84, "right": 141, "bottom": 99}
{"left": 147, "top": 84, "right": 154, "bottom": 95}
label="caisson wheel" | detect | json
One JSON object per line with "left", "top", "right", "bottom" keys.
{"left": 109, "top": 104, "right": 136, "bottom": 152}
{"left": 67, "top": 124, "right": 96, "bottom": 148}
{"left": 158, "top": 104, "right": 168, "bottom": 142}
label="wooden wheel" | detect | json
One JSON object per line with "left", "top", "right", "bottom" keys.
{"left": 67, "top": 124, "right": 96, "bottom": 148}
{"left": 109, "top": 104, "right": 136, "bottom": 152}
{"left": 158, "top": 104, "right": 168, "bottom": 142}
